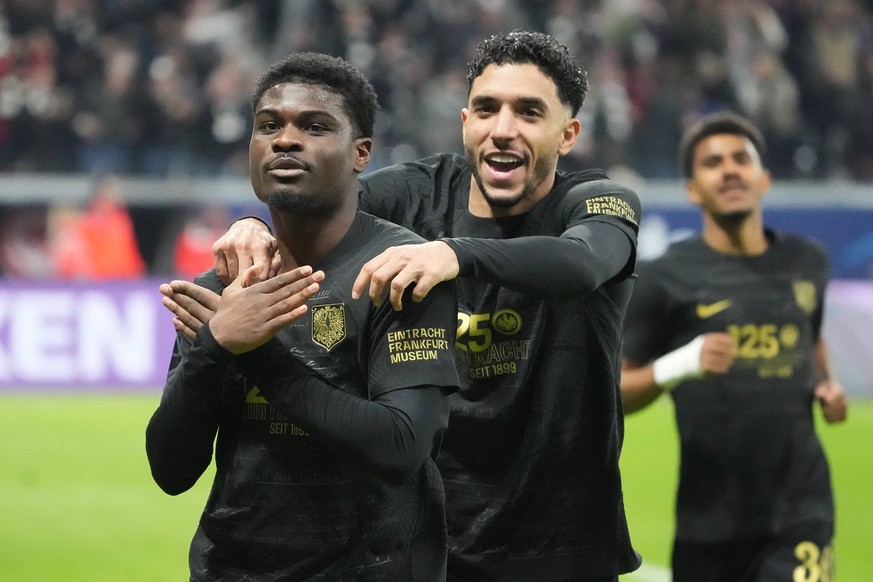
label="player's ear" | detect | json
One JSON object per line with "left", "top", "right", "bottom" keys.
{"left": 353, "top": 137, "right": 371, "bottom": 174}
{"left": 558, "top": 117, "right": 581, "bottom": 156}
{"left": 685, "top": 180, "right": 702, "bottom": 206}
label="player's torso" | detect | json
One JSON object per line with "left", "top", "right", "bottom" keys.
{"left": 657, "top": 234, "right": 826, "bottom": 412}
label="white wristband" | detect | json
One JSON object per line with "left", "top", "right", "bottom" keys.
{"left": 653, "top": 335, "right": 706, "bottom": 391}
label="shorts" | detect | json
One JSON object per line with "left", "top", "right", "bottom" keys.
{"left": 672, "top": 521, "right": 834, "bottom": 582}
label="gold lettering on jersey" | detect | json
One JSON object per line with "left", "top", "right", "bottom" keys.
{"left": 269, "top": 422, "right": 309, "bottom": 436}
{"left": 460, "top": 338, "right": 532, "bottom": 378}
{"left": 697, "top": 299, "right": 733, "bottom": 319}
{"left": 793, "top": 281, "right": 817, "bottom": 315}
{"left": 585, "top": 195, "right": 638, "bottom": 225}
{"left": 728, "top": 322, "right": 807, "bottom": 379}
{"left": 387, "top": 327, "right": 449, "bottom": 364}
{"left": 244, "top": 392, "right": 311, "bottom": 438}
{"left": 311, "top": 303, "right": 346, "bottom": 351}
{"left": 456, "top": 311, "right": 532, "bottom": 378}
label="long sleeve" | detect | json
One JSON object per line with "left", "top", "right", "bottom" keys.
{"left": 237, "top": 334, "right": 450, "bottom": 484}
{"left": 443, "top": 220, "right": 635, "bottom": 299}
{"left": 145, "top": 327, "right": 234, "bottom": 495}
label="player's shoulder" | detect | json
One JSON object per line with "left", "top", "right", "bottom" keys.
{"left": 553, "top": 169, "right": 641, "bottom": 227}
{"left": 362, "top": 153, "right": 465, "bottom": 187}
{"left": 638, "top": 235, "right": 706, "bottom": 273}
{"left": 770, "top": 228, "right": 827, "bottom": 255}
{"left": 559, "top": 169, "right": 638, "bottom": 199}
{"left": 356, "top": 210, "right": 426, "bottom": 246}
{"left": 768, "top": 228, "right": 830, "bottom": 268}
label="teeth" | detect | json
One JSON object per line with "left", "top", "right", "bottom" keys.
{"left": 487, "top": 155, "right": 520, "bottom": 164}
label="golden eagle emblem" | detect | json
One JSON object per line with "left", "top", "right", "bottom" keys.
{"left": 792, "top": 281, "right": 817, "bottom": 315}
{"left": 311, "top": 303, "right": 346, "bottom": 351}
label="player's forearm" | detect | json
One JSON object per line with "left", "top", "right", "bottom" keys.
{"left": 814, "top": 339, "right": 835, "bottom": 383}
{"left": 622, "top": 335, "right": 712, "bottom": 413}
{"left": 145, "top": 334, "right": 229, "bottom": 494}
{"left": 443, "top": 221, "right": 633, "bottom": 298}
{"left": 238, "top": 340, "right": 450, "bottom": 483}
{"left": 620, "top": 364, "right": 663, "bottom": 414}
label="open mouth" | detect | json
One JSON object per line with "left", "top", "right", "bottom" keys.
{"left": 485, "top": 154, "right": 524, "bottom": 173}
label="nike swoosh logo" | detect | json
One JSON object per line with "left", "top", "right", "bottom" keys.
{"left": 696, "top": 299, "right": 733, "bottom": 319}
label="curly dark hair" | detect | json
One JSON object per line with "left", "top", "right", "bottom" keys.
{"left": 466, "top": 30, "right": 588, "bottom": 116}
{"left": 679, "top": 110, "right": 768, "bottom": 178}
{"left": 251, "top": 52, "right": 378, "bottom": 138}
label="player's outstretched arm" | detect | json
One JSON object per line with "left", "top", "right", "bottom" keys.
{"left": 621, "top": 333, "right": 736, "bottom": 414}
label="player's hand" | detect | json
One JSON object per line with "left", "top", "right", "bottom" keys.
{"left": 160, "top": 279, "right": 220, "bottom": 340}
{"left": 212, "top": 217, "right": 279, "bottom": 285}
{"left": 351, "top": 241, "right": 459, "bottom": 310}
{"left": 699, "top": 332, "right": 737, "bottom": 374}
{"left": 815, "top": 379, "right": 848, "bottom": 423}
{"left": 208, "top": 264, "right": 323, "bottom": 354}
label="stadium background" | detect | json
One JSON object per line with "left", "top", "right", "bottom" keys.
{"left": 1, "top": 1, "right": 871, "bottom": 580}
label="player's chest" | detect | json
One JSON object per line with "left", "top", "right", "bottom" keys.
{"left": 668, "top": 266, "right": 820, "bottom": 352}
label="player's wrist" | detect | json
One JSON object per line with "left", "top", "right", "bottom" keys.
{"left": 230, "top": 216, "right": 273, "bottom": 235}
{"left": 653, "top": 335, "right": 705, "bottom": 391}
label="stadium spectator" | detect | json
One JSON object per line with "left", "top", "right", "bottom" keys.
{"left": 146, "top": 51, "right": 459, "bottom": 580}
{"left": 209, "top": 30, "right": 642, "bottom": 581}
{"left": 621, "top": 111, "right": 848, "bottom": 581}
{"left": 50, "top": 174, "right": 146, "bottom": 279}
{"left": 0, "top": 206, "right": 54, "bottom": 278}
{"left": 1, "top": 0, "right": 871, "bottom": 180}
{"left": 171, "top": 204, "right": 230, "bottom": 280}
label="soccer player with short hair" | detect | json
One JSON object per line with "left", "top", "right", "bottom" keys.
{"left": 621, "top": 111, "right": 848, "bottom": 582}
{"left": 146, "top": 51, "right": 459, "bottom": 580}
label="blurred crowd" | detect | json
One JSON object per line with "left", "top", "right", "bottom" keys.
{"left": 2, "top": 0, "right": 873, "bottom": 182}
{"left": 2, "top": 0, "right": 873, "bottom": 280}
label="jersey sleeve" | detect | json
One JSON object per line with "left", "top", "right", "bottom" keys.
{"left": 621, "top": 259, "right": 671, "bottom": 365}
{"left": 443, "top": 179, "right": 640, "bottom": 299}
{"left": 358, "top": 153, "right": 463, "bottom": 239}
{"left": 235, "top": 282, "right": 458, "bottom": 482}
{"left": 805, "top": 237, "right": 831, "bottom": 342}
{"left": 366, "top": 280, "right": 459, "bottom": 397}
{"left": 145, "top": 271, "right": 237, "bottom": 495}
{"left": 145, "top": 324, "right": 236, "bottom": 494}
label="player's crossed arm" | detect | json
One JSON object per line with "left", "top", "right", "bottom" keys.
{"left": 161, "top": 263, "right": 323, "bottom": 354}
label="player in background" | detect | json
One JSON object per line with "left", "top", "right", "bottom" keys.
{"left": 621, "top": 110, "right": 848, "bottom": 582}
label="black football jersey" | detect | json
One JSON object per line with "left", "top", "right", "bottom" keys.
{"left": 623, "top": 230, "right": 835, "bottom": 542}
{"left": 360, "top": 153, "right": 642, "bottom": 578}
{"left": 164, "top": 212, "right": 459, "bottom": 580}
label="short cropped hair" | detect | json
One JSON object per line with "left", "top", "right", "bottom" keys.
{"left": 251, "top": 52, "right": 378, "bottom": 138}
{"left": 466, "top": 30, "right": 588, "bottom": 116}
{"left": 679, "top": 111, "right": 767, "bottom": 178}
